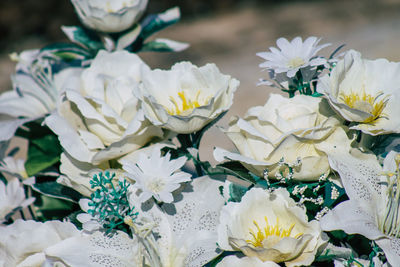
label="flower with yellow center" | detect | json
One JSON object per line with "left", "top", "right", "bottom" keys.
{"left": 318, "top": 50, "right": 400, "bottom": 135}
{"left": 134, "top": 61, "right": 239, "bottom": 134}
{"left": 218, "top": 188, "right": 324, "bottom": 267}
{"left": 214, "top": 94, "right": 353, "bottom": 181}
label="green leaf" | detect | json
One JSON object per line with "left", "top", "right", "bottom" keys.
{"left": 227, "top": 182, "right": 248, "bottom": 202}
{"left": 324, "top": 182, "right": 346, "bottom": 208}
{"left": 210, "top": 161, "right": 256, "bottom": 184}
{"left": 25, "top": 131, "right": 62, "bottom": 177}
{"left": 311, "top": 92, "right": 323, "bottom": 97}
{"left": 32, "top": 182, "right": 83, "bottom": 203}
{"left": 140, "top": 7, "right": 180, "bottom": 40}
{"left": 62, "top": 26, "right": 104, "bottom": 52}
{"left": 35, "top": 195, "right": 79, "bottom": 221}
{"left": 116, "top": 24, "right": 141, "bottom": 50}
{"left": 40, "top": 42, "right": 93, "bottom": 60}
{"left": 140, "top": 38, "right": 189, "bottom": 53}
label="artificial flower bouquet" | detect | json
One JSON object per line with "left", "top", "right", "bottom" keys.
{"left": 1, "top": 1, "right": 399, "bottom": 266}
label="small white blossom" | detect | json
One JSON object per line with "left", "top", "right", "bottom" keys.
{"left": 122, "top": 147, "right": 191, "bottom": 203}
{"left": 0, "top": 179, "right": 35, "bottom": 222}
{"left": 331, "top": 186, "right": 340, "bottom": 200}
{"left": 257, "top": 36, "right": 330, "bottom": 78}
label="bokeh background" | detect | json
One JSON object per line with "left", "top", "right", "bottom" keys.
{"left": 1, "top": 0, "right": 400, "bottom": 162}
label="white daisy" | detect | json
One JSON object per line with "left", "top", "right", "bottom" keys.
{"left": 122, "top": 147, "right": 191, "bottom": 203}
{"left": 0, "top": 178, "right": 35, "bottom": 222}
{"left": 257, "top": 36, "right": 330, "bottom": 78}
{"left": 0, "top": 156, "right": 28, "bottom": 180}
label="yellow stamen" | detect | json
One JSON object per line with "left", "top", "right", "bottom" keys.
{"left": 167, "top": 90, "right": 208, "bottom": 116}
{"left": 339, "top": 90, "right": 388, "bottom": 123}
{"left": 246, "top": 217, "right": 302, "bottom": 247}
{"left": 287, "top": 57, "right": 305, "bottom": 68}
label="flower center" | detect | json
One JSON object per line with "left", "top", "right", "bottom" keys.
{"left": 246, "top": 217, "right": 302, "bottom": 247}
{"left": 339, "top": 91, "right": 388, "bottom": 123}
{"left": 166, "top": 90, "right": 210, "bottom": 116}
{"left": 287, "top": 57, "right": 305, "bottom": 69}
{"left": 379, "top": 155, "right": 400, "bottom": 238}
{"left": 147, "top": 178, "right": 165, "bottom": 193}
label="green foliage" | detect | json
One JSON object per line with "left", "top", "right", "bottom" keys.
{"left": 88, "top": 171, "right": 138, "bottom": 233}
{"left": 62, "top": 26, "right": 104, "bottom": 52}
{"left": 226, "top": 182, "right": 249, "bottom": 202}
{"left": 35, "top": 195, "right": 79, "bottom": 221}
{"left": 31, "top": 182, "right": 83, "bottom": 203}
{"left": 140, "top": 7, "right": 180, "bottom": 40}
{"left": 19, "top": 121, "right": 62, "bottom": 177}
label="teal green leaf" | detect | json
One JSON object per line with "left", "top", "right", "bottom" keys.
{"left": 62, "top": 26, "right": 104, "bottom": 52}
{"left": 140, "top": 7, "right": 180, "bottom": 40}
{"left": 227, "top": 182, "right": 249, "bottom": 202}
{"left": 140, "top": 38, "right": 189, "bottom": 52}
{"left": 32, "top": 182, "right": 83, "bottom": 203}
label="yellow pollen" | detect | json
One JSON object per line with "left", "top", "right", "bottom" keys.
{"left": 287, "top": 57, "right": 305, "bottom": 68}
{"left": 339, "top": 91, "right": 388, "bottom": 123}
{"left": 246, "top": 217, "right": 302, "bottom": 247}
{"left": 167, "top": 90, "right": 208, "bottom": 116}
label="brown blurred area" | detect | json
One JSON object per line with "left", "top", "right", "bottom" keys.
{"left": 2, "top": 0, "right": 400, "bottom": 162}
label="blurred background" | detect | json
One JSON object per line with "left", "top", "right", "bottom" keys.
{"left": 1, "top": 0, "right": 400, "bottom": 161}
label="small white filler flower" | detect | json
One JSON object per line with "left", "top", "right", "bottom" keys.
{"left": 257, "top": 36, "right": 330, "bottom": 78}
{"left": 122, "top": 147, "right": 191, "bottom": 203}
{"left": 0, "top": 179, "right": 35, "bottom": 222}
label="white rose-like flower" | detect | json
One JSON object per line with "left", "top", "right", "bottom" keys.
{"left": 217, "top": 255, "right": 280, "bottom": 267}
{"left": 214, "top": 94, "right": 352, "bottom": 181}
{"left": 46, "top": 50, "right": 162, "bottom": 195}
{"left": 134, "top": 61, "right": 239, "bottom": 134}
{"left": 317, "top": 50, "right": 400, "bottom": 135}
{"left": 0, "top": 179, "right": 35, "bottom": 223}
{"left": 218, "top": 188, "right": 324, "bottom": 267}
{"left": 0, "top": 219, "right": 80, "bottom": 266}
{"left": 71, "top": 0, "right": 148, "bottom": 33}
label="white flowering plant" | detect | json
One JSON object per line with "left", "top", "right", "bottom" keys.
{"left": 1, "top": 1, "right": 400, "bottom": 267}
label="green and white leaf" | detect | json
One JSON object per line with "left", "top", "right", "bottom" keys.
{"left": 31, "top": 182, "right": 83, "bottom": 203}
{"left": 140, "top": 7, "right": 181, "bottom": 40}
{"left": 140, "top": 38, "right": 189, "bottom": 52}
{"left": 116, "top": 24, "right": 141, "bottom": 50}
{"left": 61, "top": 26, "right": 104, "bottom": 52}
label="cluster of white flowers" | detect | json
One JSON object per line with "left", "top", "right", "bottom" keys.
{"left": 1, "top": 1, "right": 400, "bottom": 266}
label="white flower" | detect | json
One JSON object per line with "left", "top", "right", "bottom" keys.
{"left": 45, "top": 230, "right": 144, "bottom": 266}
{"left": 320, "top": 149, "right": 400, "bottom": 266}
{"left": 76, "top": 198, "right": 103, "bottom": 232}
{"left": 129, "top": 175, "right": 225, "bottom": 267}
{"left": 71, "top": 0, "right": 148, "bottom": 33}
{"left": 214, "top": 94, "right": 352, "bottom": 181}
{"left": 0, "top": 52, "right": 82, "bottom": 141}
{"left": 217, "top": 187, "right": 324, "bottom": 267}
{"left": 0, "top": 179, "right": 35, "bottom": 223}
{"left": 46, "top": 50, "right": 163, "bottom": 195}
{"left": 217, "top": 255, "right": 280, "bottom": 267}
{"left": 0, "top": 219, "right": 80, "bottom": 266}
{"left": 134, "top": 61, "right": 239, "bottom": 134}
{"left": 0, "top": 157, "right": 28, "bottom": 180}
{"left": 257, "top": 36, "right": 330, "bottom": 78}
{"left": 317, "top": 50, "right": 400, "bottom": 135}
{"left": 122, "top": 147, "right": 191, "bottom": 203}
